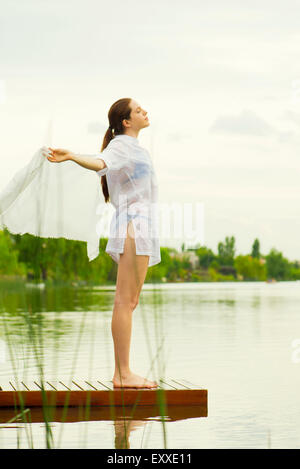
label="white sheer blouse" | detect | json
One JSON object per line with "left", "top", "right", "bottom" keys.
{"left": 93, "top": 134, "right": 161, "bottom": 267}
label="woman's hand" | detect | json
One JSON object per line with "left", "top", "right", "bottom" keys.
{"left": 42, "top": 147, "right": 74, "bottom": 163}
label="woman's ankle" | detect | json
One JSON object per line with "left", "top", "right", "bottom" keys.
{"left": 113, "top": 369, "right": 131, "bottom": 379}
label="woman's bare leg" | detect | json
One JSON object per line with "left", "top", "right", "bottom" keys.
{"left": 111, "top": 220, "right": 157, "bottom": 389}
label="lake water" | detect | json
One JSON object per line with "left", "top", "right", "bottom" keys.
{"left": 0, "top": 280, "right": 300, "bottom": 449}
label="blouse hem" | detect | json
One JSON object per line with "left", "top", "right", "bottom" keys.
{"left": 106, "top": 248, "right": 160, "bottom": 267}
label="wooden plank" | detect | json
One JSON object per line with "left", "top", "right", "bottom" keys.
{"left": 46, "top": 380, "right": 74, "bottom": 391}
{"left": 84, "top": 380, "right": 100, "bottom": 391}
{"left": 23, "top": 380, "right": 42, "bottom": 391}
{"left": 23, "top": 381, "right": 43, "bottom": 391}
{"left": 45, "top": 381, "right": 58, "bottom": 391}
{"left": 169, "top": 378, "right": 192, "bottom": 389}
{"left": 97, "top": 380, "right": 113, "bottom": 390}
{"left": 33, "top": 381, "right": 56, "bottom": 391}
{"left": 71, "top": 380, "right": 85, "bottom": 391}
{"left": 177, "top": 378, "right": 206, "bottom": 389}
{"left": 9, "top": 380, "right": 34, "bottom": 391}
{"left": 158, "top": 379, "right": 178, "bottom": 390}
{"left": 58, "top": 381, "right": 72, "bottom": 391}
{"left": 21, "top": 382, "right": 31, "bottom": 391}
{"left": 0, "top": 381, "right": 16, "bottom": 392}
{"left": 9, "top": 381, "right": 17, "bottom": 391}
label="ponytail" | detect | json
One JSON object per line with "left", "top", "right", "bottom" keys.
{"left": 100, "top": 127, "right": 114, "bottom": 203}
{"left": 99, "top": 98, "right": 132, "bottom": 203}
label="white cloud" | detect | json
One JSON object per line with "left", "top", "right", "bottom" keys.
{"left": 209, "top": 110, "right": 275, "bottom": 136}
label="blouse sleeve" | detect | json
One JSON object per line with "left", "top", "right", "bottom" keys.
{"left": 93, "top": 139, "right": 129, "bottom": 176}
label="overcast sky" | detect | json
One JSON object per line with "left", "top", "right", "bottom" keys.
{"left": 1, "top": 0, "right": 300, "bottom": 260}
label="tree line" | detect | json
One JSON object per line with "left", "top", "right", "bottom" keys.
{"left": 0, "top": 229, "right": 299, "bottom": 284}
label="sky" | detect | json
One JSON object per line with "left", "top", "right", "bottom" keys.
{"left": 1, "top": 0, "right": 300, "bottom": 260}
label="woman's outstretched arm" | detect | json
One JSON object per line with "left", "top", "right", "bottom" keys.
{"left": 69, "top": 152, "right": 107, "bottom": 172}
{"left": 42, "top": 147, "right": 107, "bottom": 172}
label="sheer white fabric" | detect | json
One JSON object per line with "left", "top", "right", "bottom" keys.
{"left": 0, "top": 146, "right": 102, "bottom": 261}
{"left": 0, "top": 134, "right": 161, "bottom": 267}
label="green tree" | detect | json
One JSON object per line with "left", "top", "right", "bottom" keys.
{"left": 289, "top": 264, "right": 300, "bottom": 280}
{"left": 234, "top": 255, "right": 266, "bottom": 281}
{"left": 196, "top": 246, "right": 216, "bottom": 268}
{"left": 265, "top": 248, "right": 291, "bottom": 280}
{"left": 251, "top": 238, "right": 261, "bottom": 259}
{"left": 217, "top": 236, "right": 236, "bottom": 266}
{"left": 14, "top": 234, "right": 54, "bottom": 281}
{"left": 146, "top": 247, "right": 174, "bottom": 282}
{"left": 0, "top": 229, "right": 25, "bottom": 276}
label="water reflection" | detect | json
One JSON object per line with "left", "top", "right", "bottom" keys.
{"left": 0, "top": 279, "right": 113, "bottom": 315}
{"left": 1, "top": 279, "right": 300, "bottom": 448}
{"left": 0, "top": 404, "right": 208, "bottom": 449}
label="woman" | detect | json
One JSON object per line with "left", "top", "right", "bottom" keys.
{"left": 42, "top": 98, "right": 160, "bottom": 389}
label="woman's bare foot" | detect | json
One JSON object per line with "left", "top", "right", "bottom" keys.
{"left": 112, "top": 372, "right": 158, "bottom": 389}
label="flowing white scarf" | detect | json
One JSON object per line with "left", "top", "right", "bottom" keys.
{"left": 0, "top": 146, "right": 108, "bottom": 261}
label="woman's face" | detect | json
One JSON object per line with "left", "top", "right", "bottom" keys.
{"left": 126, "top": 99, "right": 150, "bottom": 130}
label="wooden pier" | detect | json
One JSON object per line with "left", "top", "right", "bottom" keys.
{"left": 0, "top": 377, "right": 207, "bottom": 410}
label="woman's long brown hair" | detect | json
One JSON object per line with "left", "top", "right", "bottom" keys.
{"left": 100, "top": 98, "right": 132, "bottom": 203}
